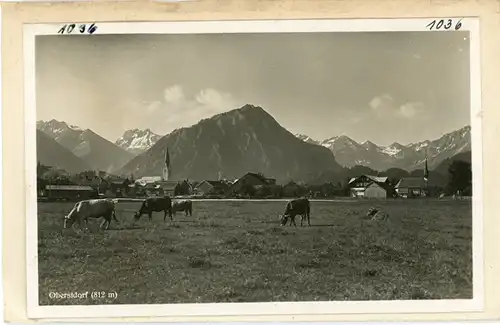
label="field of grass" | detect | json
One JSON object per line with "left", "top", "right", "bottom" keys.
{"left": 37, "top": 199, "right": 472, "bottom": 305}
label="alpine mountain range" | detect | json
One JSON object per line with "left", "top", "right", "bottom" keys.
{"left": 36, "top": 104, "right": 471, "bottom": 184}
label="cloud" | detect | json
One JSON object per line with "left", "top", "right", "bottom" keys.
{"left": 369, "top": 94, "right": 424, "bottom": 120}
{"left": 398, "top": 102, "right": 424, "bottom": 118}
{"left": 164, "top": 85, "right": 185, "bottom": 103}
{"left": 196, "top": 88, "right": 237, "bottom": 111}
{"left": 369, "top": 94, "right": 395, "bottom": 117}
{"left": 142, "top": 85, "right": 243, "bottom": 134}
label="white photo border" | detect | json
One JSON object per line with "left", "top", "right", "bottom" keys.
{"left": 24, "top": 17, "right": 483, "bottom": 319}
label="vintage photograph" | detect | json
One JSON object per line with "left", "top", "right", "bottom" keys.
{"left": 27, "top": 19, "right": 481, "bottom": 316}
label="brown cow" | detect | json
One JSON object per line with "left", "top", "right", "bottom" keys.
{"left": 63, "top": 198, "right": 119, "bottom": 231}
{"left": 279, "top": 197, "right": 311, "bottom": 227}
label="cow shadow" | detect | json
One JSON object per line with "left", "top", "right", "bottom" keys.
{"left": 309, "top": 224, "right": 337, "bottom": 227}
{"left": 174, "top": 219, "right": 196, "bottom": 223}
{"left": 275, "top": 223, "right": 337, "bottom": 228}
{"left": 119, "top": 224, "right": 146, "bottom": 230}
{"left": 116, "top": 218, "right": 195, "bottom": 230}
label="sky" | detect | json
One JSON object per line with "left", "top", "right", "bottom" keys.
{"left": 36, "top": 31, "right": 471, "bottom": 146}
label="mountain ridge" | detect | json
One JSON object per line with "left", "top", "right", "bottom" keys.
{"left": 294, "top": 125, "right": 471, "bottom": 171}
{"left": 36, "top": 129, "right": 92, "bottom": 173}
{"left": 37, "top": 119, "right": 134, "bottom": 173}
{"left": 119, "top": 104, "right": 343, "bottom": 182}
{"left": 36, "top": 108, "right": 471, "bottom": 179}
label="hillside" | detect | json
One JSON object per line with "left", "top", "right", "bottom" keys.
{"left": 295, "top": 125, "right": 471, "bottom": 171}
{"left": 115, "top": 128, "right": 162, "bottom": 155}
{"left": 36, "top": 129, "right": 91, "bottom": 173}
{"left": 119, "top": 104, "right": 343, "bottom": 182}
{"left": 37, "top": 119, "right": 134, "bottom": 173}
{"left": 434, "top": 151, "right": 472, "bottom": 176}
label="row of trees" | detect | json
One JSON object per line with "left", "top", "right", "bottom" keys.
{"left": 445, "top": 160, "right": 472, "bottom": 196}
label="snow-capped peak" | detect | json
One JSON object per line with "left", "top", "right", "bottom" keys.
{"left": 381, "top": 142, "right": 403, "bottom": 157}
{"left": 320, "top": 135, "right": 360, "bottom": 150}
{"left": 361, "top": 140, "right": 379, "bottom": 151}
{"left": 294, "top": 133, "right": 319, "bottom": 145}
{"left": 69, "top": 124, "right": 82, "bottom": 131}
{"left": 36, "top": 119, "right": 84, "bottom": 138}
{"left": 115, "top": 128, "right": 162, "bottom": 155}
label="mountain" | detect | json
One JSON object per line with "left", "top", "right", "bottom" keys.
{"left": 36, "top": 119, "right": 134, "bottom": 173}
{"left": 434, "top": 150, "right": 472, "bottom": 176}
{"left": 408, "top": 126, "right": 471, "bottom": 169}
{"left": 295, "top": 125, "right": 471, "bottom": 172}
{"left": 36, "top": 129, "right": 92, "bottom": 173}
{"left": 115, "top": 128, "right": 162, "bottom": 155}
{"left": 294, "top": 133, "right": 319, "bottom": 145}
{"left": 119, "top": 104, "right": 343, "bottom": 182}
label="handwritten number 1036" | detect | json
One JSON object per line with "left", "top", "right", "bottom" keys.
{"left": 426, "top": 19, "right": 462, "bottom": 31}
{"left": 58, "top": 23, "right": 98, "bottom": 35}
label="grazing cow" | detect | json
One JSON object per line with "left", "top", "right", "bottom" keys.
{"left": 172, "top": 200, "right": 193, "bottom": 216}
{"left": 134, "top": 196, "right": 173, "bottom": 222}
{"left": 63, "top": 198, "right": 119, "bottom": 231}
{"left": 279, "top": 197, "right": 311, "bottom": 227}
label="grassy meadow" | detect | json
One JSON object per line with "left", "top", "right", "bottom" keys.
{"left": 37, "top": 199, "right": 473, "bottom": 305}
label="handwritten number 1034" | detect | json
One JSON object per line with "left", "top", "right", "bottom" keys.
{"left": 58, "top": 23, "right": 98, "bottom": 35}
{"left": 426, "top": 19, "right": 462, "bottom": 31}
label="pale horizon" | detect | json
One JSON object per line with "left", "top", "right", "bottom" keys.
{"left": 36, "top": 31, "right": 471, "bottom": 147}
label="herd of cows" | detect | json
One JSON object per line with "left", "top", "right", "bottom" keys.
{"left": 61, "top": 196, "right": 313, "bottom": 232}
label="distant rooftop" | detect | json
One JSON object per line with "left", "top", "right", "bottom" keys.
{"left": 45, "top": 185, "right": 95, "bottom": 191}
{"left": 395, "top": 177, "right": 426, "bottom": 189}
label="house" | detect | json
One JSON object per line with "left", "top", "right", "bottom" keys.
{"left": 107, "top": 180, "right": 130, "bottom": 197}
{"left": 158, "top": 181, "right": 181, "bottom": 197}
{"left": 364, "top": 182, "right": 387, "bottom": 198}
{"left": 136, "top": 182, "right": 161, "bottom": 197}
{"left": 282, "top": 181, "right": 302, "bottom": 197}
{"left": 230, "top": 172, "right": 277, "bottom": 194}
{"left": 176, "top": 180, "right": 193, "bottom": 196}
{"left": 348, "top": 175, "right": 391, "bottom": 198}
{"left": 395, "top": 177, "right": 427, "bottom": 198}
{"left": 135, "top": 176, "right": 163, "bottom": 186}
{"left": 44, "top": 185, "right": 98, "bottom": 201}
{"left": 140, "top": 182, "right": 159, "bottom": 197}
{"left": 195, "top": 180, "right": 230, "bottom": 196}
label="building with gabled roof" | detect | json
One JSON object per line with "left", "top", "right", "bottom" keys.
{"left": 395, "top": 177, "right": 427, "bottom": 198}
{"left": 229, "top": 172, "right": 277, "bottom": 195}
{"left": 195, "top": 180, "right": 230, "bottom": 196}
{"left": 43, "top": 184, "right": 98, "bottom": 201}
{"left": 348, "top": 175, "right": 392, "bottom": 198}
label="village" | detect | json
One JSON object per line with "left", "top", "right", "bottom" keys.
{"left": 37, "top": 167, "right": 437, "bottom": 202}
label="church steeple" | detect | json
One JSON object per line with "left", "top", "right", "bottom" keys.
{"left": 162, "top": 147, "right": 171, "bottom": 181}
